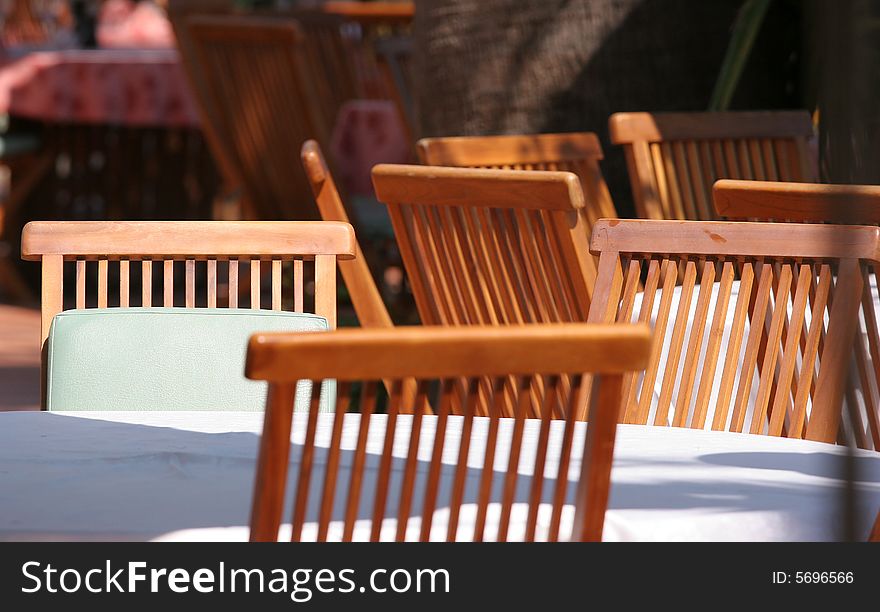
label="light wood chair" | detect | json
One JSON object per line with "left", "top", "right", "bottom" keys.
{"left": 587, "top": 218, "right": 880, "bottom": 450}
{"left": 21, "top": 220, "right": 355, "bottom": 406}
{"left": 301, "top": 139, "right": 393, "bottom": 329}
{"left": 609, "top": 111, "right": 815, "bottom": 220}
{"left": 182, "top": 14, "right": 356, "bottom": 220}
{"left": 246, "top": 323, "right": 652, "bottom": 542}
{"left": 417, "top": 133, "right": 617, "bottom": 232}
{"left": 372, "top": 164, "right": 597, "bottom": 326}
{"left": 714, "top": 179, "right": 880, "bottom": 224}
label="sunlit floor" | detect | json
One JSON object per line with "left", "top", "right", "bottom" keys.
{"left": 0, "top": 304, "right": 40, "bottom": 411}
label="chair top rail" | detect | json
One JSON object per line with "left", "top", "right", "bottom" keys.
{"left": 609, "top": 110, "right": 814, "bottom": 144}
{"left": 246, "top": 323, "right": 652, "bottom": 382}
{"left": 417, "top": 132, "right": 604, "bottom": 167}
{"left": 372, "top": 164, "right": 585, "bottom": 211}
{"left": 21, "top": 221, "right": 356, "bottom": 260}
{"left": 589, "top": 218, "right": 880, "bottom": 261}
{"left": 714, "top": 179, "right": 880, "bottom": 224}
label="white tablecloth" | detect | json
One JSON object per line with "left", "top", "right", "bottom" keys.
{"left": 633, "top": 278, "right": 879, "bottom": 445}
{"left": 1, "top": 411, "right": 877, "bottom": 541}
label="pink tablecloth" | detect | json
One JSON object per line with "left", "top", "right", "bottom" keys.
{"left": 0, "top": 49, "right": 199, "bottom": 127}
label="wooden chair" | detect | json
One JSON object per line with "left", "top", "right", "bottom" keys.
{"left": 587, "top": 218, "right": 880, "bottom": 450}
{"left": 181, "top": 14, "right": 357, "bottom": 220}
{"left": 372, "top": 164, "right": 597, "bottom": 327}
{"left": 21, "top": 220, "right": 355, "bottom": 406}
{"left": 417, "top": 133, "right": 617, "bottom": 233}
{"left": 714, "top": 179, "right": 880, "bottom": 224}
{"left": 375, "top": 35, "right": 415, "bottom": 141}
{"left": 246, "top": 323, "right": 652, "bottom": 542}
{"left": 609, "top": 111, "right": 815, "bottom": 220}
{"left": 301, "top": 139, "right": 393, "bottom": 329}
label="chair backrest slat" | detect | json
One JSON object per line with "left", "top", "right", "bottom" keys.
{"left": 246, "top": 324, "right": 652, "bottom": 542}
{"left": 610, "top": 111, "right": 815, "bottom": 220}
{"left": 417, "top": 132, "right": 617, "bottom": 236}
{"left": 588, "top": 218, "right": 880, "bottom": 450}
{"left": 373, "top": 164, "right": 596, "bottom": 329}
{"left": 22, "top": 220, "right": 355, "bottom": 407}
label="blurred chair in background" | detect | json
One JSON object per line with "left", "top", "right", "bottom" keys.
{"left": 609, "top": 110, "right": 815, "bottom": 220}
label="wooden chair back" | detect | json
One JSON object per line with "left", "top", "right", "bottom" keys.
{"left": 609, "top": 111, "right": 815, "bottom": 220}
{"left": 587, "top": 218, "right": 880, "bottom": 450}
{"left": 375, "top": 35, "right": 415, "bottom": 140}
{"left": 21, "top": 220, "right": 355, "bottom": 405}
{"left": 714, "top": 179, "right": 880, "bottom": 224}
{"left": 183, "top": 14, "right": 354, "bottom": 220}
{"left": 372, "top": 164, "right": 597, "bottom": 327}
{"left": 246, "top": 323, "right": 651, "bottom": 542}
{"left": 417, "top": 133, "right": 617, "bottom": 231}
{"left": 301, "top": 140, "right": 393, "bottom": 328}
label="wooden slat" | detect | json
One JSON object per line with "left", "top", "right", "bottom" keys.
{"left": 447, "top": 378, "right": 479, "bottom": 542}
{"left": 730, "top": 263, "right": 773, "bottom": 432}
{"left": 420, "top": 379, "right": 454, "bottom": 541}
{"left": 673, "top": 259, "right": 715, "bottom": 427}
{"left": 474, "top": 376, "right": 505, "bottom": 541}
{"left": 749, "top": 263, "right": 792, "bottom": 434}
{"left": 790, "top": 264, "right": 832, "bottom": 437}
{"left": 248, "top": 383, "right": 296, "bottom": 541}
{"left": 768, "top": 264, "right": 812, "bottom": 436}
{"left": 396, "top": 382, "right": 429, "bottom": 541}
{"left": 163, "top": 259, "right": 174, "bottom": 307}
{"left": 342, "top": 381, "right": 377, "bottom": 542}
{"left": 712, "top": 261, "right": 755, "bottom": 430}
{"left": 141, "top": 260, "right": 152, "bottom": 307}
{"left": 228, "top": 259, "right": 239, "bottom": 308}
{"left": 293, "top": 259, "right": 304, "bottom": 312}
{"left": 806, "top": 259, "right": 865, "bottom": 443}
{"left": 272, "top": 259, "right": 282, "bottom": 311}
{"left": 655, "top": 259, "right": 697, "bottom": 424}
{"left": 119, "top": 259, "right": 130, "bottom": 307}
{"left": 207, "top": 259, "right": 217, "bottom": 308}
{"left": 371, "top": 380, "right": 402, "bottom": 541}
{"left": 635, "top": 259, "right": 678, "bottom": 424}
{"left": 316, "top": 383, "right": 351, "bottom": 542}
{"left": 497, "top": 377, "right": 531, "bottom": 541}
{"left": 315, "top": 254, "right": 337, "bottom": 329}
{"left": 75, "top": 260, "right": 85, "bottom": 309}
{"left": 290, "top": 385, "right": 323, "bottom": 541}
{"left": 250, "top": 259, "right": 261, "bottom": 309}
{"left": 185, "top": 259, "right": 195, "bottom": 308}
{"left": 692, "top": 260, "right": 735, "bottom": 428}
{"left": 97, "top": 259, "right": 108, "bottom": 308}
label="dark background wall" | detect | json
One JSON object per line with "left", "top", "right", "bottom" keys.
{"left": 412, "top": 0, "right": 804, "bottom": 216}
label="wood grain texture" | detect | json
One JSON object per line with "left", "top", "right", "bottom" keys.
{"left": 24, "top": 220, "right": 354, "bottom": 408}
{"left": 714, "top": 179, "right": 880, "bottom": 223}
{"left": 588, "top": 219, "right": 879, "bottom": 449}
{"left": 609, "top": 110, "right": 815, "bottom": 220}
{"left": 247, "top": 323, "right": 651, "bottom": 542}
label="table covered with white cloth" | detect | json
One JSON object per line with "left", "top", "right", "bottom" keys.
{"left": 1, "top": 411, "right": 877, "bottom": 541}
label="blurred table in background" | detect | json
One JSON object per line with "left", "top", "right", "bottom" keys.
{"left": 0, "top": 47, "right": 219, "bottom": 298}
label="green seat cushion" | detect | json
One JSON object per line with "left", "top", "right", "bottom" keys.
{"left": 46, "top": 308, "right": 334, "bottom": 412}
